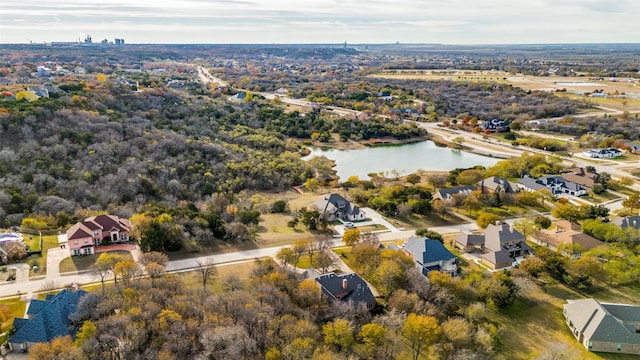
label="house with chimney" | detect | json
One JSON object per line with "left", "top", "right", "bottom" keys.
{"left": 455, "top": 222, "right": 531, "bottom": 269}
{"left": 560, "top": 167, "right": 600, "bottom": 190}
{"left": 66, "top": 215, "right": 131, "bottom": 256}
{"left": 530, "top": 221, "right": 604, "bottom": 258}
{"left": 477, "top": 176, "right": 516, "bottom": 194}
{"left": 315, "top": 273, "right": 376, "bottom": 309}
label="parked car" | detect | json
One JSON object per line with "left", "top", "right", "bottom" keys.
{"left": 344, "top": 222, "right": 355, "bottom": 228}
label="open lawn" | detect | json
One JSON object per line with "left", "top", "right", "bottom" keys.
{"left": 488, "top": 279, "right": 640, "bottom": 360}
{"left": 393, "top": 212, "right": 466, "bottom": 230}
{"left": 0, "top": 296, "right": 26, "bottom": 331}
{"left": 58, "top": 250, "right": 132, "bottom": 273}
{"left": 23, "top": 234, "right": 60, "bottom": 276}
{"left": 256, "top": 213, "right": 312, "bottom": 247}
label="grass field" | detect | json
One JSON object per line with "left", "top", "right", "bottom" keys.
{"left": 58, "top": 250, "right": 133, "bottom": 273}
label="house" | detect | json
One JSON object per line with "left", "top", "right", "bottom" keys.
{"left": 378, "top": 91, "right": 393, "bottom": 100}
{"left": 434, "top": 185, "right": 475, "bottom": 201}
{"left": 316, "top": 194, "right": 366, "bottom": 222}
{"left": 26, "top": 86, "right": 49, "bottom": 98}
{"left": 66, "top": 215, "right": 131, "bottom": 256}
{"left": 477, "top": 176, "right": 516, "bottom": 194}
{"left": 274, "top": 87, "right": 288, "bottom": 96}
{"left": 582, "top": 148, "right": 622, "bottom": 159}
{"left": 402, "top": 236, "right": 458, "bottom": 276}
{"left": 229, "top": 92, "right": 247, "bottom": 101}
{"left": 8, "top": 289, "right": 88, "bottom": 352}
{"left": 315, "top": 273, "right": 376, "bottom": 309}
{"left": 611, "top": 216, "right": 640, "bottom": 230}
{"left": 622, "top": 142, "right": 640, "bottom": 155}
{"left": 455, "top": 222, "right": 530, "bottom": 269}
{"left": 530, "top": 221, "right": 604, "bottom": 257}
{"left": 517, "top": 176, "right": 586, "bottom": 197}
{"left": 564, "top": 298, "right": 640, "bottom": 355}
{"left": 479, "top": 118, "right": 509, "bottom": 133}
{"left": 560, "top": 167, "right": 600, "bottom": 190}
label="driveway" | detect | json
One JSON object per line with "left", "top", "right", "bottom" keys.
{"left": 46, "top": 247, "right": 70, "bottom": 278}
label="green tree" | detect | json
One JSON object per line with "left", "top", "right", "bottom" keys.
{"left": 414, "top": 228, "right": 443, "bottom": 242}
{"left": 93, "top": 252, "right": 124, "bottom": 295}
{"left": 305, "top": 178, "right": 320, "bottom": 192}
{"left": 513, "top": 218, "right": 538, "bottom": 240}
{"left": 276, "top": 247, "right": 296, "bottom": 268}
{"left": 402, "top": 313, "right": 441, "bottom": 360}
{"left": 75, "top": 320, "right": 96, "bottom": 346}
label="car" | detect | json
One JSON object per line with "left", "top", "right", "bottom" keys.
{"left": 344, "top": 222, "right": 355, "bottom": 228}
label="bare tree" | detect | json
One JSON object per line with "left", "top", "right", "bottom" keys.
{"left": 196, "top": 258, "right": 217, "bottom": 292}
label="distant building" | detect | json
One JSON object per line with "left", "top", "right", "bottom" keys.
{"left": 582, "top": 148, "right": 622, "bottom": 159}
{"left": 477, "top": 176, "right": 516, "bottom": 194}
{"left": 564, "top": 298, "right": 640, "bottom": 355}
{"left": 434, "top": 185, "right": 475, "bottom": 201}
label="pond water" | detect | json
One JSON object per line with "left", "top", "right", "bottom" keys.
{"left": 304, "top": 141, "right": 499, "bottom": 180}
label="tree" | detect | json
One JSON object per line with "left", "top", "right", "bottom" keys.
{"left": 276, "top": 247, "right": 295, "bottom": 268}
{"left": 113, "top": 260, "right": 139, "bottom": 287}
{"left": 427, "top": 175, "right": 447, "bottom": 189}
{"left": 292, "top": 239, "right": 309, "bottom": 268}
{"left": 476, "top": 213, "right": 502, "bottom": 229}
{"left": 463, "top": 195, "right": 482, "bottom": 215}
{"left": 305, "top": 178, "right": 320, "bottom": 192}
{"left": 314, "top": 250, "right": 335, "bottom": 273}
{"left": 442, "top": 317, "right": 473, "bottom": 348}
{"left": 359, "top": 323, "right": 390, "bottom": 359}
{"left": 271, "top": 200, "right": 288, "bottom": 213}
{"left": 518, "top": 255, "right": 545, "bottom": 278}
{"left": 534, "top": 215, "right": 552, "bottom": 229}
{"left": 75, "top": 320, "right": 96, "bottom": 346}
{"left": 4, "top": 242, "right": 26, "bottom": 261}
{"left": 196, "top": 258, "right": 217, "bottom": 292}
{"left": 342, "top": 228, "right": 361, "bottom": 247}
{"left": 406, "top": 174, "right": 421, "bottom": 185}
{"left": 323, "top": 318, "right": 354, "bottom": 352}
{"left": 513, "top": 218, "right": 538, "bottom": 240}
{"left": 452, "top": 136, "right": 464, "bottom": 149}
{"left": 30, "top": 336, "right": 83, "bottom": 360}
{"left": 402, "top": 313, "right": 441, "bottom": 360}
{"left": 414, "top": 228, "right": 443, "bottom": 242}
{"left": 622, "top": 193, "right": 640, "bottom": 214}
{"left": 432, "top": 199, "right": 450, "bottom": 219}
{"left": 93, "top": 252, "right": 123, "bottom": 295}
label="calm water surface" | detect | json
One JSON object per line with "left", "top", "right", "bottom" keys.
{"left": 304, "top": 141, "right": 499, "bottom": 180}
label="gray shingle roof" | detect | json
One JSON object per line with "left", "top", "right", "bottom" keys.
{"left": 565, "top": 299, "right": 640, "bottom": 346}
{"left": 516, "top": 177, "right": 547, "bottom": 191}
{"left": 403, "top": 236, "right": 456, "bottom": 266}
{"left": 436, "top": 185, "right": 475, "bottom": 200}
{"left": 454, "top": 233, "right": 485, "bottom": 247}
{"left": 484, "top": 223, "right": 524, "bottom": 252}
{"left": 315, "top": 273, "right": 375, "bottom": 307}
{"left": 481, "top": 250, "right": 512, "bottom": 265}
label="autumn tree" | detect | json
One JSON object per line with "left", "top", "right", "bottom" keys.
{"left": 342, "top": 228, "right": 361, "bottom": 247}
{"left": 513, "top": 218, "right": 538, "bottom": 240}
{"left": 622, "top": 193, "right": 640, "bottom": 214}
{"left": 402, "top": 313, "right": 441, "bottom": 360}
{"left": 30, "top": 336, "right": 83, "bottom": 360}
{"left": 276, "top": 247, "right": 295, "bottom": 268}
{"left": 323, "top": 318, "right": 355, "bottom": 352}
{"left": 92, "top": 252, "right": 124, "bottom": 295}
{"left": 476, "top": 213, "right": 503, "bottom": 229}
{"left": 4, "top": 242, "right": 26, "bottom": 261}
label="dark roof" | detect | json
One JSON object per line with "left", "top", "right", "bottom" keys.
{"left": 315, "top": 273, "right": 375, "bottom": 306}
{"left": 403, "top": 236, "right": 456, "bottom": 266}
{"left": 26, "top": 299, "right": 47, "bottom": 316}
{"left": 516, "top": 177, "right": 546, "bottom": 191}
{"left": 322, "top": 193, "right": 361, "bottom": 216}
{"left": 11, "top": 318, "right": 29, "bottom": 332}
{"left": 564, "top": 299, "right": 640, "bottom": 346}
{"left": 484, "top": 223, "right": 525, "bottom": 252}
{"left": 478, "top": 176, "right": 514, "bottom": 193}
{"left": 454, "top": 233, "right": 485, "bottom": 247}
{"left": 481, "top": 249, "right": 512, "bottom": 265}
{"left": 8, "top": 290, "right": 88, "bottom": 345}
{"left": 436, "top": 185, "right": 475, "bottom": 199}
{"left": 611, "top": 216, "right": 640, "bottom": 229}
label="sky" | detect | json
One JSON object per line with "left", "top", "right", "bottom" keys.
{"left": 1, "top": 0, "right": 639, "bottom": 45}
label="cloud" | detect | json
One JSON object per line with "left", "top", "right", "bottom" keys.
{"left": 1, "top": 0, "right": 638, "bottom": 43}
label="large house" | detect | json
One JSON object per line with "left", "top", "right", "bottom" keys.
{"left": 530, "top": 221, "right": 604, "bottom": 257}
{"left": 315, "top": 273, "right": 376, "bottom": 309}
{"left": 564, "top": 298, "right": 640, "bottom": 355}
{"left": 582, "top": 148, "right": 622, "bottom": 158}
{"left": 8, "top": 289, "right": 88, "bottom": 352}
{"left": 477, "top": 176, "right": 516, "bottom": 194}
{"left": 316, "top": 194, "right": 366, "bottom": 222}
{"left": 516, "top": 176, "right": 586, "bottom": 197}
{"left": 611, "top": 215, "right": 640, "bottom": 230}
{"left": 402, "top": 236, "right": 458, "bottom": 276}
{"left": 434, "top": 185, "right": 475, "bottom": 201}
{"left": 560, "top": 167, "right": 600, "bottom": 190}
{"left": 66, "top": 215, "right": 131, "bottom": 256}
{"left": 455, "top": 222, "right": 531, "bottom": 269}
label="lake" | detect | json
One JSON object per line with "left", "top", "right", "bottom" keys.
{"left": 304, "top": 141, "right": 500, "bottom": 180}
